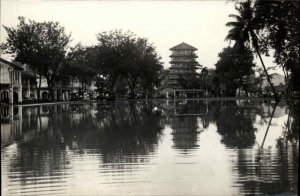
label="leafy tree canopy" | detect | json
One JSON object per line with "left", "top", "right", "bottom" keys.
{"left": 227, "top": 0, "right": 299, "bottom": 95}
{"left": 1, "top": 17, "right": 71, "bottom": 99}
{"left": 215, "top": 46, "right": 255, "bottom": 96}
{"left": 95, "top": 29, "right": 163, "bottom": 97}
{"left": 65, "top": 44, "right": 98, "bottom": 85}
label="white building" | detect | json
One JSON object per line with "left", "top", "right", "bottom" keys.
{"left": 0, "top": 58, "right": 23, "bottom": 104}
{"left": 262, "top": 73, "right": 285, "bottom": 88}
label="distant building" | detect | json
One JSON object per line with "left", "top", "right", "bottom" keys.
{"left": 36, "top": 76, "right": 71, "bottom": 101}
{"left": 262, "top": 73, "right": 287, "bottom": 94}
{"left": 156, "top": 86, "right": 176, "bottom": 98}
{"left": 21, "top": 67, "right": 38, "bottom": 101}
{"left": 262, "top": 73, "right": 285, "bottom": 88}
{"left": 0, "top": 58, "right": 23, "bottom": 104}
{"left": 36, "top": 77, "right": 96, "bottom": 101}
{"left": 169, "top": 42, "right": 198, "bottom": 88}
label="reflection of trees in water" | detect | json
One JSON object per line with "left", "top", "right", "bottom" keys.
{"left": 4, "top": 100, "right": 298, "bottom": 193}
{"left": 5, "top": 104, "right": 100, "bottom": 188}
{"left": 57, "top": 101, "right": 164, "bottom": 169}
{"left": 274, "top": 138, "right": 298, "bottom": 193}
{"left": 97, "top": 101, "right": 164, "bottom": 167}
{"left": 284, "top": 100, "right": 299, "bottom": 142}
{"left": 231, "top": 102, "right": 298, "bottom": 195}
{"left": 214, "top": 101, "right": 257, "bottom": 148}
{"left": 8, "top": 109, "right": 69, "bottom": 187}
{"left": 5, "top": 104, "right": 81, "bottom": 187}
{"left": 233, "top": 139, "right": 298, "bottom": 195}
{"left": 10, "top": 143, "right": 69, "bottom": 188}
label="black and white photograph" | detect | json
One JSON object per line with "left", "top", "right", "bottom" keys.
{"left": 0, "top": 0, "right": 299, "bottom": 195}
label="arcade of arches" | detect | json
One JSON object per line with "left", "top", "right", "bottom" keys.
{"left": 0, "top": 88, "right": 22, "bottom": 104}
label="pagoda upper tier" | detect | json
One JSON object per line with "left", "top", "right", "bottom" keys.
{"left": 170, "top": 42, "right": 197, "bottom": 51}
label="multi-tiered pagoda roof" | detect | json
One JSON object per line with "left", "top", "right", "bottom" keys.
{"left": 170, "top": 42, "right": 197, "bottom": 51}
{"left": 168, "top": 42, "right": 198, "bottom": 89}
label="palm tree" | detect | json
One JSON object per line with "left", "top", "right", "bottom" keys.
{"left": 201, "top": 67, "right": 208, "bottom": 98}
{"left": 225, "top": 0, "right": 279, "bottom": 102}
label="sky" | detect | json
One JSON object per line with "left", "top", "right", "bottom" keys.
{"left": 0, "top": 0, "right": 281, "bottom": 73}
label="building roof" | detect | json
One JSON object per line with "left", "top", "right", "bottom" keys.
{"left": 270, "top": 73, "right": 284, "bottom": 77}
{"left": 262, "top": 73, "right": 284, "bottom": 78}
{"left": 170, "top": 42, "right": 197, "bottom": 51}
{"left": 0, "top": 58, "right": 24, "bottom": 71}
{"left": 22, "top": 70, "right": 36, "bottom": 78}
{"left": 157, "top": 86, "right": 177, "bottom": 92}
{"left": 265, "top": 84, "right": 287, "bottom": 92}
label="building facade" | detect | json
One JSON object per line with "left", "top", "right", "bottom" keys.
{"left": 262, "top": 73, "right": 285, "bottom": 88}
{"left": 262, "top": 73, "right": 287, "bottom": 94}
{"left": 1, "top": 58, "right": 98, "bottom": 104}
{"left": 0, "top": 58, "right": 23, "bottom": 104}
{"left": 169, "top": 42, "right": 198, "bottom": 88}
{"left": 22, "top": 68, "right": 38, "bottom": 102}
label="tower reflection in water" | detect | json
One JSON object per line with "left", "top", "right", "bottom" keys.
{"left": 166, "top": 100, "right": 209, "bottom": 153}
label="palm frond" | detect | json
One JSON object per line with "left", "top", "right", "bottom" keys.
{"left": 226, "top": 21, "right": 243, "bottom": 27}
{"left": 228, "top": 14, "right": 242, "bottom": 21}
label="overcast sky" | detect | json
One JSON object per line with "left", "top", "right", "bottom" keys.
{"left": 1, "top": 0, "right": 280, "bottom": 73}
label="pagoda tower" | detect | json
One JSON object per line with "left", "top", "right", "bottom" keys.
{"left": 169, "top": 42, "right": 198, "bottom": 88}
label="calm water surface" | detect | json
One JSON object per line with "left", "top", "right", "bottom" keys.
{"left": 1, "top": 100, "right": 298, "bottom": 195}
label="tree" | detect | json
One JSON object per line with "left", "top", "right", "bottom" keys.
{"left": 254, "top": 0, "right": 300, "bottom": 93}
{"left": 95, "top": 30, "right": 134, "bottom": 95}
{"left": 65, "top": 44, "right": 98, "bottom": 92}
{"left": 138, "top": 44, "right": 163, "bottom": 98}
{"left": 201, "top": 67, "right": 208, "bottom": 97}
{"left": 215, "top": 46, "right": 255, "bottom": 97}
{"left": 215, "top": 101, "right": 256, "bottom": 148}
{"left": 226, "top": 1, "right": 279, "bottom": 101}
{"left": 177, "top": 76, "right": 189, "bottom": 89}
{"left": 2, "top": 17, "right": 71, "bottom": 101}
{"left": 95, "top": 29, "right": 162, "bottom": 98}
{"left": 176, "top": 61, "right": 202, "bottom": 90}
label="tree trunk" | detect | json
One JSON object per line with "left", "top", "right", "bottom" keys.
{"left": 126, "top": 77, "right": 137, "bottom": 97}
{"left": 254, "top": 46, "right": 279, "bottom": 102}
{"left": 244, "top": 89, "right": 249, "bottom": 97}
{"left": 130, "top": 85, "right": 135, "bottom": 97}
{"left": 285, "top": 70, "right": 291, "bottom": 97}
{"left": 261, "top": 102, "right": 277, "bottom": 148}
{"left": 142, "top": 81, "right": 147, "bottom": 98}
{"left": 110, "top": 108, "right": 119, "bottom": 130}
{"left": 109, "top": 75, "right": 118, "bottom": 96}
{"left": 45, "top": 74, "right": 57, "bottom": 102}
{"left": 48, "top": 82, "right": 55, "bottom": 101}
{"left": 49, "top": 87, "right": 55, "bottom": 102}
{"left": 38, "top": 75, "right": 42, "bottom": 101}
{"left": 38, "top": 106, "right": 42, "bottom": 131}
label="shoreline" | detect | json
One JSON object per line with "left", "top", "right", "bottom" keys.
{"left": 0, "top": 96, "right": 297, "bottom": 107}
